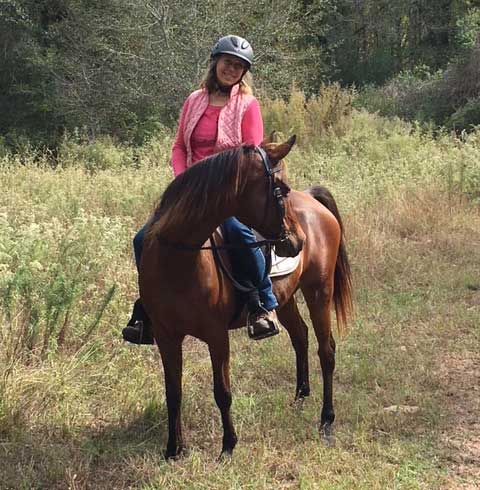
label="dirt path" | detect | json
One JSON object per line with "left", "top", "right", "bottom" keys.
{"left": 438, "top": 352, "right": 480, "bottom": 489}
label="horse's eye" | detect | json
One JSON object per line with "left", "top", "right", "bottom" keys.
{"left": 279, "top": 181, "right": 290, "bottom": 197}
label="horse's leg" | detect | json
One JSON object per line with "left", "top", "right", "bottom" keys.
{"left": 158, "top": 335, "right": 185, "bottom": 459}
{"left": 208, "top": 331, "right": 237, "bottom": 458}
{"left": 302, "top": 284, "right": 336, "bottom": 441}
{"left": 277, "top": 296, "right": 310, "bottom": 400}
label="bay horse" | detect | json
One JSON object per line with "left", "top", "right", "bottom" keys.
{"left": 139, "top": 136, "right": 353, "bottom": 459}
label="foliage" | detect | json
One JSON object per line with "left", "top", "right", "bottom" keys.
{"left": 58, "top": 135, "right": 134, "bottom": 172}
{"left": 0, "top": 0, "right": 329, "bottom": 146}
{"left": 1, "top": 0, "right": 478, "bottom": 146}
{"left": 1, "top": 109, "right": 479, "bottom": 488}
{"left": 356, "top": 31, "right": 480, "bottom": 131}
{"left": 449, "top": 98, "right": 480, "bottom": 131}
{"left": 355, "top": 69, "right": 448, "bottom": 122}
{"left": 0, "top": 210, "right": 122, "bottom": 361}
{"left": 325, "top": 0, "right": 472, "bottom": 85}
{"left": 262, "top": 84, "right": 354, "bottom": 147}
{"left": 454, "top": 6, "right": 480, "bottom": 56}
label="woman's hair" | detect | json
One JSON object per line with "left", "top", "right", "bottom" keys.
{"left": 199, "top": 57, "right": 253, "bottom": 96}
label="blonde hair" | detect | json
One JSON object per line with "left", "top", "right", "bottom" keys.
{"left": 199, "top": 58, "right": 253, "bottom": 95}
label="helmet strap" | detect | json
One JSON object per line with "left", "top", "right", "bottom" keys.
{"left": 216, "top": 83, "right": 232, "bottom": 95}
{"left": 214, "top": 71, "right": 246, "bottom": 95}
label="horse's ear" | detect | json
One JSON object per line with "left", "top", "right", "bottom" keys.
{"left": 262, "top": 130, "right": 278, "bottom": 145}
{"left": 267, "top": 134, "right": 296, "bottom": 163}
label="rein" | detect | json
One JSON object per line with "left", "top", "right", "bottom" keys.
{"left": 209, "top": 233, "right": 273, "bottom": 294}
{"left": 156, "top": 236, "right": 281, "bottom": 251}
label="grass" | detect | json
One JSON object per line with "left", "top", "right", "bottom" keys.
{"left": 0, "top": 110, "right": 479, "bottom": 489}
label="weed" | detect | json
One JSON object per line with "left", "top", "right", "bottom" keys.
{"left": 0, "top": 105, "right": 479, "bottom": 488}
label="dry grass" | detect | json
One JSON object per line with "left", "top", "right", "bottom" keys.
{"left": 1, "top": 111, "right": 479, "bottom": 489}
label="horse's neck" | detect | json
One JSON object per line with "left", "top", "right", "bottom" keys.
{"left": 155, "top": 209, "right": 226, "bottom": 285}
{"left": 164, "top": 203, "right": 237, "bottom": 248}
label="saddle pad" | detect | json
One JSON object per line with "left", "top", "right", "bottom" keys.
{"left": 214, "top": 227, "right": 301, "bottom": 278}
{"left": 269, "top": 249, "right": 301, "bottom": 277}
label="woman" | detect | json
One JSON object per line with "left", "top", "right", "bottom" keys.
{"left": 123, "top": 35, "right": 281, "bottom": 344}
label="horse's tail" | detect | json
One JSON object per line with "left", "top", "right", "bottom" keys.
{"left": 307, "top": 185, "right": 353, "bottom": 333}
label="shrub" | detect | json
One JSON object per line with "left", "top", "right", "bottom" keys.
{"left": 356, "top": 37, "right": 480, "bottom": 131}
{"left": 0, "top": 211, "right": 126, "bottom": 363}
{"left": 446, "top": 128, "right": 480, "bottom": 200}
{"left": 283, "top": 110, "right": 480, "bottom": 204}
{"left": 355, "top": 69, "right": 450, "bottom": 125}
{"left": 448, "top": 98, "right": 480, "bottom": 131}
{"left": 262, "top": 84, "right": 354, "bottom": 147}
{"left": 58, "top": 134, "right": 134, "bottom": 171}
{"left": 0, "top": 136, "right": 9, "bottom": 159}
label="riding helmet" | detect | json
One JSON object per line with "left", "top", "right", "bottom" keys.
{"left": 211, "top": 35, "right": 253, "bottom": 69}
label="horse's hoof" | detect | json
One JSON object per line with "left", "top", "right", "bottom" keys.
{"left": 319, "top": 423, "right": 336, "bottom": 447}
{"left": 291, "top": 396, "right": 305, "bottom": 409}
{"left": 218, "top": 449, "right": 234, "bottom": 463}
{"left": 164, "top": 446, "right": 184, "bottom": 461}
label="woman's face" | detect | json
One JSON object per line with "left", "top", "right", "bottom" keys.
{"left": 215, "top": 54, "right": 248, "bottom": 87}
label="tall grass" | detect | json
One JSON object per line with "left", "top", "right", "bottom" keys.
{"left": 262, "top": 84, "right": 355, "bottom": 147}
{"left": 0, "top": 94, "right": 479, "bottom": 488}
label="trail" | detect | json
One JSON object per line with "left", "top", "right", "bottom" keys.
{"left": 439, "top": 290, "right": 480, "bottom": 489}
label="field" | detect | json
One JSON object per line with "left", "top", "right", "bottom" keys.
{"left": 1, "top": 111, "right": 479, "bottom": 489}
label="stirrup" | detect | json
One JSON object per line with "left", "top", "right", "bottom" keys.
{"left": 122, "top": 320, "right": 154, "bottom": 345}
{"left": 247, "top": 306, "right": 280, "bottom": 341}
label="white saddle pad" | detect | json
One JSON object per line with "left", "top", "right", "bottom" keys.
{"left": 269, "top": 248, "right": 301, "bottom": 277}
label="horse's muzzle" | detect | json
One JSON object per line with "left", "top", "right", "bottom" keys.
{"left": 275, "top": 234, "right": 304, "bottom": 257}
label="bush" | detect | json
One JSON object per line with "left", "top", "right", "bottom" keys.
{"left": 355, "top": 69, "right": 450, "bottom": 125}
{"left": 0, "top": 212, "right": 123, "bottom": 361}
{"left": 356, "top": 37, "right": 480, "bottom": 132}
{"left": 136, "top": 127, "right": 174, "bottom": 168}
{"left": 282, "top": 110, "right": 480, "bottom": 205}
{"left": 448, "top": 98, "right": 480, "bottom": 131}
{"left": 58, "top": 134, "right": 134, "bottom": 171}
{"left": 0, "top": 136, "right": 9, "bottom": 159}
{"left": 262, "top": 84, "right": 354, "bottom": 147}
{"left": 447, "top": 128, "right": 480, "bottom": 200}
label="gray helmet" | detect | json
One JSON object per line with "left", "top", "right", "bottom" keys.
{"left": 211, "top": 35, "right": 253, "bottom": 69}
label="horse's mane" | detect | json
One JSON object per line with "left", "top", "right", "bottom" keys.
{"left": 149, "top": 145, "right": 255, "bottom": 237}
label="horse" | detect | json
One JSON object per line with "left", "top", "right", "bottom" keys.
{"left": 139, "top": 136, "right": 353, "bottom": 459}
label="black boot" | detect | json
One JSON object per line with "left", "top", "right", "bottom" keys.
{"left": 246, "top": 293, "right": 281, "bottom": 341}
{"left": 247, "top": 306, "right": 281, "bottom": 340}
{"left": 122, "top": 299, "right": 154, "bottom": 345}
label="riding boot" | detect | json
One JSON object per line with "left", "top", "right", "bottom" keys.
{"left": 122, "top": 298, "right": 154, "bottom": 345}
{"left": 246, "top": 292, "right": 281, "bottom": 340}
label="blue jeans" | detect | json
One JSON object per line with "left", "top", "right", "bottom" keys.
{"left": 133, "top": 217, "right": 278, "bottom": 311}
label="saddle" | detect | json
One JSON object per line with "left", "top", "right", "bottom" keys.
{"left": 212, "top": 227, "right": 301, "bottom": 278}
{"left": 210, "top": 226, "right": 302, "bottom": 329}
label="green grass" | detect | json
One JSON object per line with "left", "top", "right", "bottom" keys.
{"left": 1, "top": 111, "right": 479, "bottom": 489}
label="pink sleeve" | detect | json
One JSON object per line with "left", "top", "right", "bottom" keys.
{"left": 171, "top": 99, "right": 189, "bottom": 177}
{"left": 241, "top": 98, "right": 264, "bottom": 145}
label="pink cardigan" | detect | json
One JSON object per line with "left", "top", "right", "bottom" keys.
{"left": 171, "top": 84, "right": 263, "bottom": 176}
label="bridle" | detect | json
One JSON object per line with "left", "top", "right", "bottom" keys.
{"left": 156, "top": 146, "right": 291, "bottom": 293}
{"left": 255, "top": 146, "right": 289, "bottom": 244}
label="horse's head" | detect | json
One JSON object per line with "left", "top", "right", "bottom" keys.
{"left": 236, "top": 135, "right": 305, "bottom": 257}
